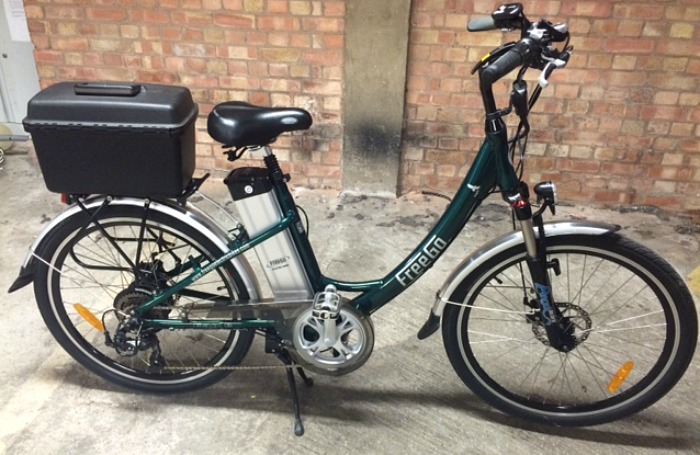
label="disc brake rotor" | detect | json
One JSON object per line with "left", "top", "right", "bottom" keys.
{"left": 530, "top": 302, "right": 592, "bottom": 347}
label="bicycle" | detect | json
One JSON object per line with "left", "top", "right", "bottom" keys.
{"left": 8, "top": 3, "right": 698, "bottom": 436}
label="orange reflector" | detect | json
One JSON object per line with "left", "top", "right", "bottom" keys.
{"left": 74, "top": 304, "right": 105, "bottom": 332}
{"left": 608, "top": 361, "right": 635, "bottom": 393}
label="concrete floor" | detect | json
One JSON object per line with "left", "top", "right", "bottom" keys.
{"left": 1, "top": 148, "right": 699, "bottom": 454}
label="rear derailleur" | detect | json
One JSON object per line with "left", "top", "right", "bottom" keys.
{"left": 103, "top": 281, "right": 170, "bottom": 367}
{"left": 103, "top": 314, "right": 166, "bottom": 367}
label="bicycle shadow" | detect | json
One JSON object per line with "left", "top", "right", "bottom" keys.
{"left": 58, "top": 364, "right": 697, "bottom": 451}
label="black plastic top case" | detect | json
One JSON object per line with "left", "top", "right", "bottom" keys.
{"left": 24, "top": 82, "right": 199, "bottom": 197}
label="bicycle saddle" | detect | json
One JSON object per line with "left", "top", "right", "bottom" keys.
{"left": 207, "top": 101, "right": 312, "bottom": 148}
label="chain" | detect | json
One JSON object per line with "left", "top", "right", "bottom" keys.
{"left": 113, "top": 307, "right": 301, "bottom": 372}
{"left": 160, "top": 364, "right": 297, "bottom": 371}
{"left": 34, "top": 247, "right": 304, "bottom": 373}
{"left": 136, "top": 302, "right": 536, "bottom": 372}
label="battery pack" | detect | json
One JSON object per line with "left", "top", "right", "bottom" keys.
{"left": 225, "top": 167, "right": 313, "bottom": 301}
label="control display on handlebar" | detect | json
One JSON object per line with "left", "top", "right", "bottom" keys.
{"left": 468, "top": 3, "right": 528, "bottom": 32}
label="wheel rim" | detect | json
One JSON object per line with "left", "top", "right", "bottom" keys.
{"left": 455, "top": 244, "right": 680, "bottom": 417}
{"left": 45, "top": 215, "right": 245, "bottom": 385}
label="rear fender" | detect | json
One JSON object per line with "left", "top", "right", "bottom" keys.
{"left": 8, "top": 196, "right": 261, "bottom": 300}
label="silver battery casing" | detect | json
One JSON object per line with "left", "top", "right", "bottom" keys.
{"left": 228, "top": 169, "right": 314, "bottom": 301}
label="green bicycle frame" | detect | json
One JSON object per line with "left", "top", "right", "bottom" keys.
{"left": 328, "top": 137, "right": 500, "bottom": 314}
{"left": 137, "top": 128, "right": 515, "bottom": 330}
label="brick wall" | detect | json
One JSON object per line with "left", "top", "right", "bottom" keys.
{"left": 404, "top": 0, "right": 700, "bottom": 213}
{"left": 24, "top": 0, "right": 700, "bottom": 213}
{"left": 24, "top": 0, "right": 345, "bottom": 188}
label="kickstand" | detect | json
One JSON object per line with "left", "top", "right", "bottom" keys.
{"left": 278, "top": 349, "right": 313, "bottom": 436}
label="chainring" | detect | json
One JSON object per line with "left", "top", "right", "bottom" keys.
{"left": 290, "top": 305, "right": 374, "bottom": 376}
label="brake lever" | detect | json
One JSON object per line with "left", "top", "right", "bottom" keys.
{"left": 538, "top": 47, "right": 572, "bottom": 88}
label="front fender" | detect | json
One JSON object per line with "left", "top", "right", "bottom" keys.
{"left": 8, "top": 196, "right": 261, "bottom": 301}
{"left": 431, "top": 220, "right": 620, "bottom": 318}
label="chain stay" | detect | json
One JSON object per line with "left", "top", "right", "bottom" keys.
{"left": 160, "top": 364, "right": 298, "bottom": 371}
{"left": 119, "top": 307, "right": 300, "bottom": 372}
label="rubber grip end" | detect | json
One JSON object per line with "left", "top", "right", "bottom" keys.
{"left": 468, "top": 16, "right": 496, "bottom": 32}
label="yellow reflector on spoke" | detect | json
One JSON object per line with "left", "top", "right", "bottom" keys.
{"left": 73, "top": 304, "right": 105, "bottom": 332}
{"left": 608, "top": 361, "right": 635, "bottom": 393}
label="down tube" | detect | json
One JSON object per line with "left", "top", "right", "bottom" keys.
{"left": 353, "top": 141, "right": 498, "bottom": 314}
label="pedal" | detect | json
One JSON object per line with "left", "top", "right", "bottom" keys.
{"left": 311, "top": 285, "right": 341, "bottom": 320}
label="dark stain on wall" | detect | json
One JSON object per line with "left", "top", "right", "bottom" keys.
{"left": 346, "top": 122, "right": 402, "bottom": 161}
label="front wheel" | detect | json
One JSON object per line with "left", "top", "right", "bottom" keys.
{"left": 442, "top": 234, "right": 697, "bottom": 426}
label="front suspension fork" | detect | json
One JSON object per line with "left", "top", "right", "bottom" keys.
{"left": 507, "top": 183, "right": 574, "bottom": 352}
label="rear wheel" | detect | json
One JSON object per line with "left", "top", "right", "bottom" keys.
{"left": 33, "top": 203, "right": 255, "bottom": 393}
{"left": 442, "top": 234, "right": 697, "bottom": 425}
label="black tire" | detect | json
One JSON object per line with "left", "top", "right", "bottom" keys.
{"left": 442, "top": 233, "right": 698, "bottom": 426}
{"left": 33, "top": 203, "right": 255, "bottom": 393}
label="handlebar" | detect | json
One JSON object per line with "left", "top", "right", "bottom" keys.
{"left": 469, "top": 3, "right": 572, "bottom": 115}
{"left": 465, "top": 3, "right": 573, "bottom": 198}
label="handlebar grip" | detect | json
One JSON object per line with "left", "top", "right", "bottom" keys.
{"left": 467, "top": 16, "right": 496, "bottom": 32}
{"left": 480, "top": 40, "right": 534, "bottom": 85}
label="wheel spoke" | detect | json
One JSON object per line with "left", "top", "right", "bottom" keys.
{"left": 444, "top": 236, "right": 695, "bottom": 425}
{"left": 35, "top": 207, "right": 254, "bottom": 392}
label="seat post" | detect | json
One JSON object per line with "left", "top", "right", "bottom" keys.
{"left": 262, "top": 146, "right": 285, "bottom": 183}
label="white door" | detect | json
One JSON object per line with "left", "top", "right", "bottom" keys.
{"left": 0, "top": 0, "right": 39, "bottom": 133}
